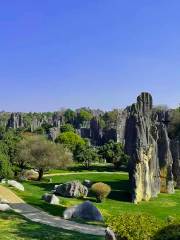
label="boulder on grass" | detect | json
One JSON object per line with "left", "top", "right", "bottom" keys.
{"left": 0, "top": 204, "right": 11, "bottom": 211}
{"left": 20, "top": 169, "right": 39, "bottom": 180}
{"left": 63, "top": 201, "right": 103, "bottom": 221}
{"left": 54, "top": 180, "right": 88, "bottom": 198}
{"left": 83, "top": 180, "right": 93, "bottom": 188}
{"left": 7, "top": 180, "right": 24, "bottom": 191}
{"left": 42, "top": 193, "right": 59, "bottom": 205}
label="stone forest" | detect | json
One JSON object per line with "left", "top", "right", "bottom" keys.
{"left": 0, "top": 92, "right": 180, "bottom": 240}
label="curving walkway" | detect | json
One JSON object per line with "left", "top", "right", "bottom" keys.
{"left": 44, "top": 171, "right": 127, "bottom": 177}
{"left": 0, "top": 185, "right": 105, "bottom": 236}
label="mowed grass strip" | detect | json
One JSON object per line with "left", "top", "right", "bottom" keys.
{"left": 12, "top": 172, "right": 180, "bottom": 220}
{"left": 0, "top": 211, "right": 104, "bottom": 240}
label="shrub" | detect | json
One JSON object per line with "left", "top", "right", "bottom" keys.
{"left": 91, "top": 182, "right": 111, "bottom": 202}
{"left": 106, "top": 213, "right": 163, "bottom": 240}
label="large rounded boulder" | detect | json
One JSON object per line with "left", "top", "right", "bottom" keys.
{"left": 54, "top": 180, "right": 88, "bottom": 198}
{"left": 63, "top": 201, "right": 103, "bottom": 221}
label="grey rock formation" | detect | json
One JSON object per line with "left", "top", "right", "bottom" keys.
{"left": 63, "top": 201, "right": 103, "bottom": 221}
{"left": 171, "top": 139, "right": 180, "bottom": 188}
{"left": 125, "top": 92, "right": 174, "bottom": 203}
{"left": 42, "top": 193, "right": 59, "bottom": 205}
{"left": 48, "top": 127, "right": 60, "bottom": 141}
{"left": 54, "top": 181, "right": 88, "bottom": 198}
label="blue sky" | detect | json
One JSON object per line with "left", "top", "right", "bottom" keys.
{"left": 0, "top": 1, "right": 179, "bottom": 112}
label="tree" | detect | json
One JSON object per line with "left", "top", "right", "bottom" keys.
{"left": 75, "top": 144, "right": 99, "bottom": 168}
{"left": 98, "top": 140, "right": 129, "bottom": 169}
{"left": 103, "top": 109, "right": 119, "bottom": 128}
{"left": 77, "top": 109, "right": 93, "bottom": 124}
{"left": 60, "top": 124, "right": 75, "bottom": 133}
{"left": 168, "top": 107, "right": 180, "bottom": 140}
{"left": 0, "top": 152, "right": 13, "bottom": 179}
{"left": 64, "top": 109, "right": 76, "bottom": 124}
{"left": 55, "top": 132, "right": 85, "bottom": 152}
{"left": 15, "top": 136, "right": 73, "bottom": 180}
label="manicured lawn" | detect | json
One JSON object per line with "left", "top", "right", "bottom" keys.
{"left": 13, "top": 172, "right": 180, "bottom": 221}
{"left": 0, "top": 211, "right": 103, "bottom": 240}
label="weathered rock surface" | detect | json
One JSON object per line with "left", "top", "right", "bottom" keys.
{"left": 125, "top": 92, "right": 174, "bottom": 203}
{"left": 63, "top": 201, "right": 103, "bottom": 221}
{"left": 42, "top": 193, "right": 59, "bottom": 205}
{"left": 7, "top": 180, "right": 24, "bottom": 191}
{"left": 54, "top": 181, "right": 88, "bottom": 198}
{"left": 171, "top": 139, "right": 180, "bottom": 188}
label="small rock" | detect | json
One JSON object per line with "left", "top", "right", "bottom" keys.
{"left": 7, "top": 180, "right": 24, "bottom": 191}
{"left": 0, "top": 204, "right": 11, "bottom": 211}
{"left": 83, "top": 180, "right": 93, "bottom": 188}
{"left": 42, "top": 193, "right": 59, "bottom": 205}
{"left": 1, "top": 179, "right": 6, "bottom": 184}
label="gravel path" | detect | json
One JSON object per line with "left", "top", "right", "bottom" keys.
{"left": 0, "top": 185, "right": 105, "bottom": 236}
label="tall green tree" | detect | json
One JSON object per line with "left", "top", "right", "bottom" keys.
{"left": 55, "top": 132, "right": 85, "bottom": 152}
{"left": 98, "top": 140, "right": 129, "bottom": 169}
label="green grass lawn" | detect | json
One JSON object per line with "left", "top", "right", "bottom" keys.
{"left": 13, "top": 172, "right": 180, "bottom": 221}
{"left": 0, "top": 211, "right": 103, "bottom": 240}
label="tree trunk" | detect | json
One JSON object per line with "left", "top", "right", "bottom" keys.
{"left": 38, "top": 168, "right": 44, "bottom": 181}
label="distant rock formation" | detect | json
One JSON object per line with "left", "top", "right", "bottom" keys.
{"left": 171, "top": 139, "right": 180, "bottom": 188}
{"left": 125, "top": 92, "right": 174, "bottom": 203}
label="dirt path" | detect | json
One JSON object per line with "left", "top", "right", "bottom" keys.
{"left": 0, "top": 185, "right": 24, "bottom": 204}
{"left": 0, "top": 185, "right": 105, "bottom": 236}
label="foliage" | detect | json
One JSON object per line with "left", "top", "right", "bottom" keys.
{"left": 153, "top": 218, "right": 180, "bottom": 240}
{"left": 15, "top": 136, "right": 73, "bottom": 180}
{"left": 33, "top": 127, "right": 45, "bottom": 135}
{"left": 91, "top": 182, "right": 111, "bottom": 202}
{"left": 98, "top": 140, "right": 129, "bottom": 169}
{"left": 56, "top": 132, "right": 85, "bottom": 152}
{"left": 77, "top": 109, "right": 93, "bottom": 124}
{"left": 103, "top": 109, "right": 119, "bottom": 128}
{"left": 106, "top": 214, "right": 163, "bottom": 240}
{"left": 60, "top": 124, "right": 75, "bottom": 133}
{"left": 0, "top": 152, "right": 13, "bottom": 179}
{"left": 168, "top": 107, "right": 180, "bottom": 140}
{"left": 74, "top": 144, "right": 99, "bottom": 168}
{"left": 0, "top": 129, "right": 21, "bottom": 162}
{"left": 64, "top": 109, "right": 76, "bottom": 124}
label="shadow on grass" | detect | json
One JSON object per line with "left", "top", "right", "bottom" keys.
{"left": 0, "top": 211, "right": 103, "bottom": 240}
{"left": 68, "top": 165, "right": 128, "bottom": 172}
{"left": 152, "top": 223, "right": 180, "bottom": 240}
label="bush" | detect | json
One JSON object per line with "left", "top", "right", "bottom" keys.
{"left": 106, "top": 214, "right": 163, "bottom": 240}
{"left": 91, "top": 182, "right": 111, "bottom": 202}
